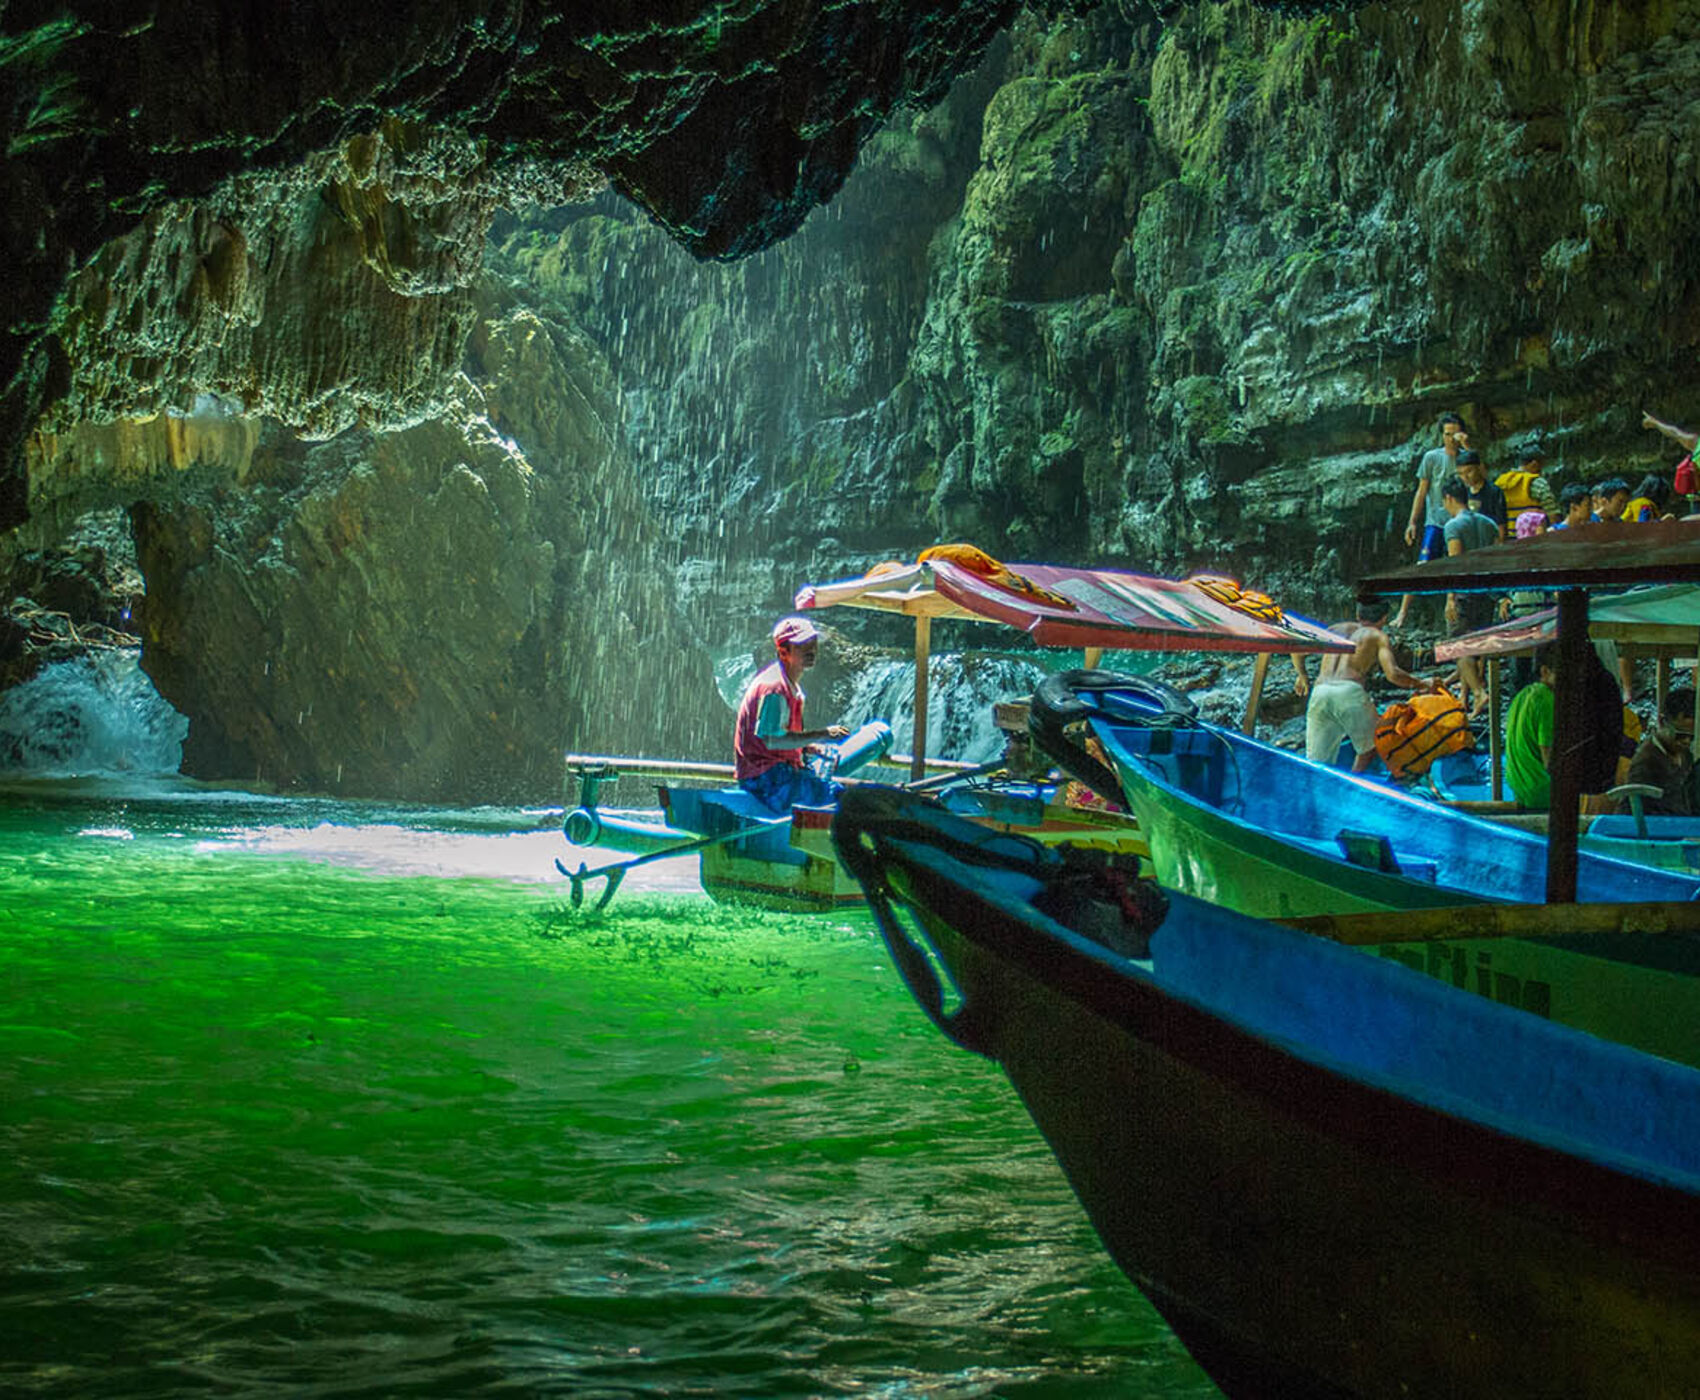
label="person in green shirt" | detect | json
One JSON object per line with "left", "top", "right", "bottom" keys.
{"left": 1505, "top": 649, "right": 1557, "bottom": 810}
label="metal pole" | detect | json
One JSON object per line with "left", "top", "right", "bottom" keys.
{"left": 1488, "top": 656, "right": 1502, "bottom": 802}
{"left": 910, "top": 613, "right": 932, "bottom": 783}
{"left": 1242, "top": 651, "right": 1270, "bottom": 735}
{"left": 1546, "top": 588, "right": 1589, "bottom": 904}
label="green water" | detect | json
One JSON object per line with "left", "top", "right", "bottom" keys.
{"left": 0, "top": 784, "right": 1216, "bottom": 1398}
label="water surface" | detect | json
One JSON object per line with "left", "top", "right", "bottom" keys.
{"left": 1, "top": 783, "right": 1216, "bottom": 1397}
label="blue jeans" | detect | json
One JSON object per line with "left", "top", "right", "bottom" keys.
{"left": 741, "top": 763, "right": 841, "bottom": 814}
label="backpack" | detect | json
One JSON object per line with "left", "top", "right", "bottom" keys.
{"left": 1373, "top": 686, "right": 1474, "bottom": 780}
{"left": 1494, "top": 469, "right": 1545, "bottom": 512}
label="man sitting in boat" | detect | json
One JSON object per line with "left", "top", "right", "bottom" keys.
{"left": 1505, "top": 645, "right": 1625, "bottom": 811}
{"left": 1621, "top": 688, "right": 1695, "bottom": 816}
{"left": 1296, "top": 598, "right": 1438, "bottom": 773}
{"left": 733, "top": 616, "right": 851, "bottom": 813}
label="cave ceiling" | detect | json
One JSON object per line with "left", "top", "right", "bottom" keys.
{"left": 1, "top": 0, "right": 1379, "bottom": 534}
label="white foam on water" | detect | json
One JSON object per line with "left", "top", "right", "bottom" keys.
{"left": 0, "top": 652, "right": 188, "bottom": 777}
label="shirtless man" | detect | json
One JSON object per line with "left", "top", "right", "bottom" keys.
{"left": 1292, "top": 599, "right": 1437, "bottom": 772}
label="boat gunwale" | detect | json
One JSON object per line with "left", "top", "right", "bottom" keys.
{"left": 862, "top": 823, "right": 1700, "bottom": 1257}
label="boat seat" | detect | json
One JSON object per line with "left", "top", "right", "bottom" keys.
{"left": 1111, "top": 725, "right": 1217, "bottom": 758}
{"left": 1588, "top": 814, "right": 1700, "bottom": 841}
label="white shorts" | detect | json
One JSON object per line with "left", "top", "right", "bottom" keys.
{"left": 1306, "top": 678, "right": 1378, "bottom": 763}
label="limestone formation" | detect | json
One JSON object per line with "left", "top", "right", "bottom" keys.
{"left": 1, "top": 0, "right": 1033, "bottom": 532}
{"left": 9, "top": 0, "right": 1700, "bottom": 801}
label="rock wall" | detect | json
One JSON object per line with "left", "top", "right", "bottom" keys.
{"left": 127, "top": 308, "right": 713, "bottom": 801}
{"left": 8, "top": 0, "right": 1700, "bottom": 798}
{"left": 0, "top": 0, "right": 1027, "bottom": 533}
{"left": 503, "top": 0, "right": 1700, "bottom": 632}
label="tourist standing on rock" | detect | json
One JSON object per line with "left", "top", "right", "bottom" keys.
{"left": 1495, "top": 446, "right": 1559, "bottom": 521}
{"left": 1643, "top": 409, "right": 1698, "bottom": 509}
{"left": 1394, "top": 411, "right": 1469, "bottom": 629}
{"left": 1440, "top": 477, "right": 1499, "bottom": 717}
{"left": 1456, "top": 450, "right": 1508, "bottom": 539}
{"left": 733, "top": 616, "right": 850, "bottom": 814}
{"left": 1296, "top": 598, "right": 1436, "bottom": 774}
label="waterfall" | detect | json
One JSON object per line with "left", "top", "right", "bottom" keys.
{"left": 841, "top": 653, "right": 1053, "bottom": 763}
{"left": 0, "top": 652, "right": 188, "bottom": 777}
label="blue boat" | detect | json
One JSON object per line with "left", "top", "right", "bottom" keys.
{"left": 831, "top": 784, "right": 1700, "bottom": 1400}
{"left": 1028, "top": 670, "right": 1700, "bottom": 915}
{"left": 1026, "top": 672, "right": 1700, "bottom": 1054}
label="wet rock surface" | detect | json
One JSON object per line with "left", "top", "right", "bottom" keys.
{"left": 4, "top": 0, "right": 1697, "bottom": 799}
{"left": 2, "top": 0, "right": 1034, "bottom": 531}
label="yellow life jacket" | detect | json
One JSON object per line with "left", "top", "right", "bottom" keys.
{"left": 1373, "top": 686, "right": 1474, "bottom": 780}
{"left": 1494, "top": 469, "right": 1544, "bottom": 512}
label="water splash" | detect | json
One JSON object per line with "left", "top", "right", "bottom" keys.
{"left": 842, "top": 653, "right": 1052, "bottom": 762}
{"left": 0, "top": 651, "right": 188, "bottom": 776}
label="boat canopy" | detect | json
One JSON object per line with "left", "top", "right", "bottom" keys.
{"left": 796, "top": 550, "right": 1351, "bottom": 655}
{"left": 1436, "top": 583, "right": 1700, "bottom": 663}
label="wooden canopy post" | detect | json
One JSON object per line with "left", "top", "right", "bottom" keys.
{"left": 1657, "top": 655, "right": 1672, "bottom": 715}
{"left": 910, "top": 612, "right": 932, "bottom": 783}
{"left": 1242, "top": 651, "right": 1271, "bottom": 735}
{"left": 1488, "top": 656, "right": 1503, "bottom": 802}
{"left": 1083, "top": 646, "right": 1104, "bottom": 670}
{"left": 1546, "top": 587, "right": 1590, "bottom": 904}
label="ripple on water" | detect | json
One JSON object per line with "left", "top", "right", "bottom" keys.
{"left": 0, "top": 796, "right": 1216, "bottom": 1398}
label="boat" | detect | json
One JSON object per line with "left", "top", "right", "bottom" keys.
{"left": 1026, "top": 669, "right": 1700, "bottom": 1052}
{"left": 557, "top": 548, "right": 1352, "bottom": 910}
{"left": 830, "top": 782, "right": 1700, "bottom": 1400}
{"left": 1028, "top": 668, "right": 1700, "bottom": 914}
{"left": 558, "top": 750, "right": 1140, "bottom": 912}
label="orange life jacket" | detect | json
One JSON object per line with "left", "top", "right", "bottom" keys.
{"left": 1373, "top": 686, "right": 1474, "bottom": 779}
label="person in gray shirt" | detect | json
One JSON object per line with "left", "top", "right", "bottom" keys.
{"left": 1440, "top": 477, "right": 1500, "bottom": 715}
{"left": 1393, "top": 411, "right": 1468, "bottom": 629}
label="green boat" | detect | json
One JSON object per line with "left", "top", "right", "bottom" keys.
{"left": 1029, "top": 670, "right": 1700, "bottom": 1058}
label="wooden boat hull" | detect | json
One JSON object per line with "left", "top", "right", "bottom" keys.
{"left": 601, "top": 781, "right": 1149, "bottom": 913}
{"left": 833, "top": 788, "right": 1700, "bottom": 1399}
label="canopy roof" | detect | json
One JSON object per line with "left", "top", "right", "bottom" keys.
{"left": 1434, "top": 584, "right": 1700, "bottom": 662}
{"left": 1359, "top": 519, "right": 1700, "bottom": 597}
{"left": 796, "top": 554, "right": 1350, "bottom": 654}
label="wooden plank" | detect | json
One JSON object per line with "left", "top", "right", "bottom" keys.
{"left": 1547, "top": 588, "right": 1588, "bottom": 904}
{"left": 1281, "top": 900, "right": 1700, "bottom": 947}
{"left": 911, "top": 612, "right": 932, "bottom": 784}
{"left": 563, "top": 750, "right": 976, "bottom": 787}
{"left": 1488, "top": 655, "right": 1502, "bottom": 802}
{"left": 1359, "top": 519, "right": 1700, "bottom": 597}
{"left": 564, "top": 753, "right": 735, "bottom": 783}
{"left": 1241, "top": 651, "right": 1270, "bottom": 735}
